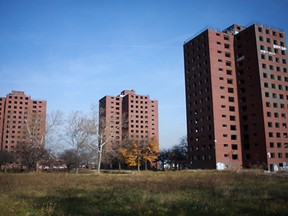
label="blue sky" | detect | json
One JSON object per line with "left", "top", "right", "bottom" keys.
{"left": 0, "top": 0, "right": 287, "bottom": 149}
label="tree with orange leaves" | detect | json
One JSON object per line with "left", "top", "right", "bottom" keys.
{"left": 120, "top": 137, "right": 159, "bottom": 171}
{"left": 142, "top": 137, "right": 159, "bottom": 170}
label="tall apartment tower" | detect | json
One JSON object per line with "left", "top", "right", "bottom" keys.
{"left": 0, "top": 91, "right": 47, "bottom": 156}
{"left": 184, "top": 23, "right": 288, "bottom": 171}
{"left": 99, "top": 90, "right": 159, "bottom": 165}
{"left": 234, "top": 24, "right": 287, "bottom": 171}
{"left": 184, "top": 26, "right": 243, "bottom": 170}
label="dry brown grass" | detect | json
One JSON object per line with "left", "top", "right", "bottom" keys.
{"left": 0, "top": 170, "right": 287, "bottom": 215}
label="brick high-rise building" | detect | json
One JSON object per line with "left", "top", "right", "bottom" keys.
{"left": 0, "top": 91, "right": 47, "bottom": 157}
{"left": 234, "top": 24, "right": 288, "bottom": 171}
{"left": 99, "top": 90, "right": 159, "bottom": 166}
{"left": 184, "top": 23, "right": 288, "bottom": 171}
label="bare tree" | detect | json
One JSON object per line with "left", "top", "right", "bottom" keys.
{"left": 16, "top": 110, "right": 64, "bottom": 172}
{"left": 87, "top": 105, "right": 115, "bottom": 174}
{"left": 158, "top": 148, "right": 171, "bottom": 170}
{"left": 59, "top": 149, "right": 81, "bottom": 173}
{"left": 158, "top": 136, "right": 188, "bottom": 170}
{"left": 16, "top": 109, "right": 47, "bottom": 172}
{"left": 17, "top": 141, "right": 48, "bottom": 172}
{"left": 107, "top": 112, "right": 129, "bottom": 171}
{"left": 108, "top": 140, "right": 125, "bottom": 171}
{"left": 64, "top": 111, "right": 91, "bottom": 173}
{"left": 45, "top": 110, "right": 65, "bottom": 152}
{"left": 63, "top": 106, "right": 121, "bottom": 174}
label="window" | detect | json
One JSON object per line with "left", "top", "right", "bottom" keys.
{"left": 224, "top": 35, "right": 229, "bottom": 40}
{"left": 259, "top": 36, "right": 263, "bottom": 41}
{"left": 225, "top": 52, "right": 231, "bottom": 57}
{"left": 274, "top": 112, "right": 279, "bottom": 118}
{"left": 224, "top": 44, "right": 230, "bottom": 49}
{"left": 267, "top": 112, "right": 271, "bottom": 117}
{"left": 277, "top": 76, "right": 282, "bottom": 82}
{"left": 227, "top": 79, "right": 233, "bottom": 84}
{"left": 229, "top": 106, "right": 235, "bottom": 112}
{"left": 226, "top": 61, "right": 232, "bottom": 66}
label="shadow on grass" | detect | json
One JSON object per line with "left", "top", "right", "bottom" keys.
{"left": 16, "top": 183, "right": 288, "bottom": 216}
{"left": 19, "top": 187, "right": 220, "bottom": 216}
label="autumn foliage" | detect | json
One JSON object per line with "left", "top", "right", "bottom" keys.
{"left": 120, "top": 137, "right": 159, "bottom": 170}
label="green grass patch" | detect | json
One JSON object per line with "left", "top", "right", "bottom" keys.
{"left": 0, "top": 170, "right": 287, "bottom": 215}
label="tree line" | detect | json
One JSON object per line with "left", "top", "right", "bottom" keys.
{"left": 0, "top": 106, "right": 162, "bottom": 173}
{"left": 158, "top": 136, "right": 189, "bottom": 170}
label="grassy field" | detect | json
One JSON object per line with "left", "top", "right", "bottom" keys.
{"left": 0, "top": 170, "right": 287, "bottom": 216}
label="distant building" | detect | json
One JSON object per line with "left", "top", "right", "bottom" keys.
{"left": 184, "top": 23, "right": 288, "bottom": 171}
{"left": 0, "top": 91, "right": 47, "bottom": 158}
{"left": 99, "top": 90, "right": 159, "bottom": 167}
